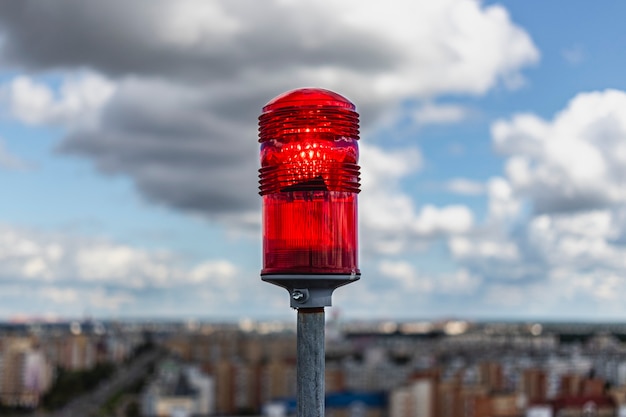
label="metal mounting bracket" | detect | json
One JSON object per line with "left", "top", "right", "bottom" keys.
{"left": 261, "top": 273, "right": 360, "bottom": 308}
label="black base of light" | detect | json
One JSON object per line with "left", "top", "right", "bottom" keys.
{"left": 261, "top": 273, "right": 360, "bottom": 308}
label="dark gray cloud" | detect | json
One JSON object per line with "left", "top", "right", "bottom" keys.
{"left": 0, "top": 0, "right": 400, "bottom": 81}
{"left": 0, "top": 0, "right": 401, "bottom": 217}
{"left": 0, "top": 0, "right": 538, "bottom": 219}
{"left": 58, "top": 78, "right": 262, "bottom": 214}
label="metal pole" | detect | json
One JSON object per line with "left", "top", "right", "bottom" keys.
{"left": 297, "top": 307, "right": 325, "bottom": 417}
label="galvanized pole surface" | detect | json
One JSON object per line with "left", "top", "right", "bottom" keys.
{"left": 297, "top": 307, "right": 325, "bottom": 417}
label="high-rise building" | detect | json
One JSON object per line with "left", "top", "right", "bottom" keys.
{"left": 459, "top": 385, "right": 489, "bottom": 417}
{"left": 185, "top": 366, "right": 215, "bottom": 416}
{"left": 214, "top": 359, "right": 235, "bottom": 414}
{"left": 559, "top": 374, "right": 583, "bottom": 398}
{"left": 479, "top": 362, "right": 505, "bottom": 392}
{"left": 60, "top": 334, "right": 96, "bottom": 371}
{"left": 581, "top": 378, "right": 605, "bottom": 397}
{"left": 438, "top": 379, "right": 462, "bottom": 417}
{"left": 212, "top": 358, "right": 264, "bottom": 414}
{"left": 390, "top": 379, "right": 434, "bottom": 417}
{"left": 390, "top": 386, "right": 412, "bottom": 417}
{"left": 551, "top": 396, "right": 615, "bottom": 417}
{"left": 141, "top": 361, "right": 214, "bottom": 417}
{"left": 521, "top": 368, "right": 548, "bottom": 403}
{"left": 261, "top": 358, "right": 297, "bottom": 404}
{"left": 326, "top": 362, "right": 347, "bottom": 393}
{"left": 389, "top": 371, "right": 438, "bottom": 417}
{"left": 474, "top": 393, "right": 524, "bottom": 417}
{"left": 0, "top": 337, "right": 29, "bottom": 406}
{"left": 0, "top": 337, "right": 53, "bottom": 408}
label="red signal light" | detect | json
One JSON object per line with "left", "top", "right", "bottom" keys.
{"left": 259, "top": 88, "right": 360, "bottom": 276}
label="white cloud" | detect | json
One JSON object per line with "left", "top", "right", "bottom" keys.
{"left": 445, "top": 178, "right": 486, "bottom": 195}
{"left": 449, "top": 236, "right": 520, "bottom": 261}
{"left": 378, "top": 260, "right": 434, "bottom": 293}
{"left": 39, "top": 287, "right": 79, "bottom": 304}
{"left": 359, "top": 144, "right": 423, "bottom": 242}
{"left": 5, "top": 73, "right": 115, "bottom": 128}
{"left": 448, "top": 204, "right": 626, "bottom": 317}
{"left": 0, "top": 223, "right": 247, "bottom": 315}
{"left": 492, "top": 89, "right": 626, "bottom": 214}
{"left": 331, "top": 0, "right": 538, "bottom": 98}
{"left": 74, "top": 245, "right": 176, "bottom": 288}
{"left": 413, "top": 103, "right": 470, "bottom": 125}
{"left": 71, "top": 241, "right": 241, "bottom": 289}
{"left": 483, "top": 284, "right": 528, "bottom": 308}
{"left": 359, "top": 144, "right": 474, "bottom": 256}
{"left": 527, "top": 211, "right": 625, "bottom": 269}
{"left": 38, "top": 286, "right": 134, "bottom": 310}
{"left": 459, "top": 89, "right": 626, "bottom": 316}
{"left": 439, "top": 269, "right": 482, "bottom": 294}
{"left": 84, "top": 288, "right": 136, "bottom": 310}
{"left": 377, "top": 260, "right": 480, "bottom": 295}
{"left": 360, "top": 144, "right": 422, "bottom": 191}
{"left": 188, "top": 260, "right": 237, "bottom": 285}
{"left": 413, "top": 205, "right": 474, "bottom": 236}
{"left": 158, "top": 0, "right": 242, "bottom": 48}
{"left": 486, "top": 177, "right": 522, "bottom": 222}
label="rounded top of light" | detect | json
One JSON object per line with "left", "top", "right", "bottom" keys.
{"left": 258, "top": 88, "right": 359, "bottom": 145}
{"left": 262, "top": 87, "right": 356, "bottom": 113}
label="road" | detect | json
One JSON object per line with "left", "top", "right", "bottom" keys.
{"left": 22, "top": 349, "right": 162, "bottom": 417}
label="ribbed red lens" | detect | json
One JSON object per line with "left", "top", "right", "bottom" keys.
{"left": 259, "top": 88, "right": 360, "bottom": 275}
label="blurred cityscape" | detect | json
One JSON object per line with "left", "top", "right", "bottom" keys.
{"left": 3, "top": 316, "right": 626, "bottom": 417}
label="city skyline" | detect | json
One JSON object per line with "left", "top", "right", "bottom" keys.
{"left": 1, "top": 1, "right": 626, "bottom": 321}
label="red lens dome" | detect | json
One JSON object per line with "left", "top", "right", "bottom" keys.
{"left": 259, "top": 88, "right": 360, "bottom": 275}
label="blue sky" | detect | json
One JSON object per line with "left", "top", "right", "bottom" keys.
{"left": 1, "top": 1, "right": 626, "bottom": 321}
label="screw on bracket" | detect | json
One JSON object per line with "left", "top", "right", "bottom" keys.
{"left": 291, "top": 289, "right": 309, "bottom": 303}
